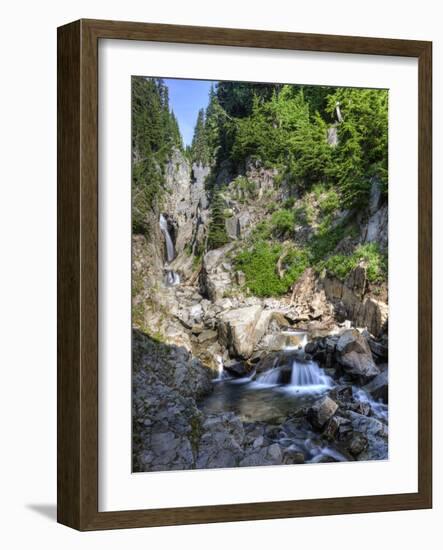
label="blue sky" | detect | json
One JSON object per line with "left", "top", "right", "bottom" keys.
{"left": 164, "top": 79, "right": 216, "bottom": 146}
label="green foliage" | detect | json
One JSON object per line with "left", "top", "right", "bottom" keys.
{"left": 232, "top": 175, "right": 257, "bottom": 202}
{"left": 207, "top": 192, "right": 229, "bottom": 249}
{"left": 326, "top": 88, "right": 388, "bottom": 207}
{"left": 318, "top": 188, "right": 340, "bottom": 215}
{"left": 131, "top": 77, "right": 183, "bottom": 233}
{"left": 308, "top": 221, "right": 346, "bottom": 263}
{"left": 191, "top": 109, "right": 210, "bottom": 165}
{"left": 320, "top": 243, "right": 387, "bottom": 283}
{"left": 231, "top": 87, "right": 333, "bottom": 187}
{"left": 235, "top": 242, "right": 309, "bottom": 297}
{"left": 270, "top": 209, "right": 294, "bottom": 238}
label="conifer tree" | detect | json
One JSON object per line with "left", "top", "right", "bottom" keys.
{"left": 191, "top": 108, "right": 209, "bottom": 164}
{"left": 207, "top": 191, "right": 229, "bottom": 249}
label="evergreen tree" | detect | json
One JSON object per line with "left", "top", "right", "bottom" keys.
{"left": 131, "top": 77, "right": 184, "bottom": 234}
{"left": 326, "top": 88, "right": 388, "bottom": 207}
{"left": 207, "top": 192, "right": 229, "bottom": 249}
{"left": 191, "top": 108, "right": 209, "bottom": 165}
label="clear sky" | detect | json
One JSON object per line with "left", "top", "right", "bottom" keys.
{"left": 164, "top": 78, "right": 216, "bottom": 147}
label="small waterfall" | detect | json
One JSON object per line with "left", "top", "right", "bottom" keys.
{"left": 159, "top": 214, "right": 175, "bottom": 262}
{"left": 214, "top": 356, "right": 227, "bottom": 382}
{"left": 165, "top": 270, "right": 180, "bottom": 286}
{"left": 256, "top": 330, "right": 332, "bottom": 392}
{"left": 353, "top": 388, "right": 388, "bottom": 422}
{"left": 256, "top": 368, "right": 281, "bottom": 386}
{"left": 159, "top": 214, "right": 180, "bottom": 286}
{"left": 289, "top": 359, "right": 332, "bottom": 391}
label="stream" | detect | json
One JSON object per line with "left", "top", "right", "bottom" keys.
{"left": 200, "top": 330, "right": 388, "bottom": 463}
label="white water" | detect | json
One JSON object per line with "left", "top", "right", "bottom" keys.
{"left": 353, "top": 388, "right": 388, "bottom": 422}
{"left": 159, "top": 214, "right": 181, "bottom": 285}
{"left": 165, "top": 270, "right": 180, "bottom": 286}
{"left": 214, "top": 356, "right": 225, "bottom": 381}
{"left": 289, "top": 359, "right": 332, "bottom": 392}
{"left": 256, "top": 331, "right": 332, "bottom": 393}
{"left": 159, "top": 214, "right": 175, "bottom": 262}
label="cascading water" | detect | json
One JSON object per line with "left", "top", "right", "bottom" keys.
{"left": 289, "top": 359, "right": 332, "bottom": 392}
{"left": 256, "top": 330, "right": 332, "bottom": 392}
{"left": 159, "top": 214, "right": 180, "bottom": 286}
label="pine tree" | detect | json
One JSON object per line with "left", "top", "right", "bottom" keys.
{"left": 207, "top": 192, "right": 229, "bottom": 249}
{"left": 131, "top": 77, "right": 185, "bottom": 233}
{"left": 191, "top": 108, "right": 209, "bottom": 164}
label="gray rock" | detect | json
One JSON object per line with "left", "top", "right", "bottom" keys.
{"left": 197, "top": 330, "right": 218, "bottom": 343}
{"left": 225, "top": 216, "right": 240, "bottom": 239}
{"left": 308, "top": 396, "right": 338, "bottom": 429}
{"left": 224, "top": 361, "right": 251, "bottom": 378}
{"left": 336, "top": 329, "right": 380, "bottom": 382}
{"left": 218, "top": 305, "right": 263, "bottom": 358}
{"left": 363, "top": 369, "right": 389, "bottom": 403}
{"left": 282, "top": 446, "right": 305, "bottom": 464}
{"left": 348, "top": 433, "right": 368, "bottom": 456}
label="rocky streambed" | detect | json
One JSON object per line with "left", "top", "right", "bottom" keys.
{"left": 132, "top": 322, "right": 388, "bottom": 471}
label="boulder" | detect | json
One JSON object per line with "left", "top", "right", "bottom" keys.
{"left": 362, "top": 369, "right": 389, "bottom": 403}
{"left": 218, "top": 305, "right": 263, "bottom": 358}
{"left": 225, "top": 216, "right": 239, "bottom": 239}
{"left": 199, "top": 244, "right": 234, "bottom": 302}
{"left": 347, "top": 411, "right": 388, "bottom": 461}
{"left": 282, "top": 446, "right": 305, "bottom": 464}
{"left": 307, "top": 396, "right": 338, "bottom": 429}
{"left": 348, "top": 433, "right": 368, "bottom": 457}
{"left": 336, "top": 329, "right": 380, "bottom": 382}
{"left": 224, "top": 361, "right": 251, "bottom": 378}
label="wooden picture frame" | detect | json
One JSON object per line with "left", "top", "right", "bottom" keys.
{"left": 57, "top": 18, "right": 432, "bottom": 530}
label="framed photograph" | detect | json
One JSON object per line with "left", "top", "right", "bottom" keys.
{"left": 57, "top": 19, "right": 432, "bottom": 530}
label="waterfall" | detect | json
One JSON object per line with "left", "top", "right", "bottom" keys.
{"left": 256, "top": 368, "right": 281, "bottom": 385}
{"left": 165, "top": 270, "right": 180, "bottom": 286}
{"left": 159, "top": 214, "right": 175, "bottom": 262}
{"left": 159, "top": 214, "right": 180, "bottom": 286}
{"left": 214, "top": 356, "right": 225, "bottom": 381}
{"left": 289, "top": 359, "right": 332, "bottom": 391}
{"left": 256, "top": 330, "right": 332, "bottom": 392}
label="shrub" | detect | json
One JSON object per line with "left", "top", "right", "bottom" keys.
{"left": 354, "top": 243, "right": 388, "bottom": 282}
{"left": 320, "top": 242, "right": 387, "bottom": 283}
{"left": 318, "top": 188, "right": 340, "bottom": 215}
{"left": 235, "top": 242, "right": 309, "bottom": 297}
{"left": 271, "top": 209, "right": 294, "bottom": 237}
{"left": 283, "top": 197, "right": 296, "bottom": 209}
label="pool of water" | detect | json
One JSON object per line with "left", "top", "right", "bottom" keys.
{"left": 200, "top": 377, "right": 330, "bottom": 423}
